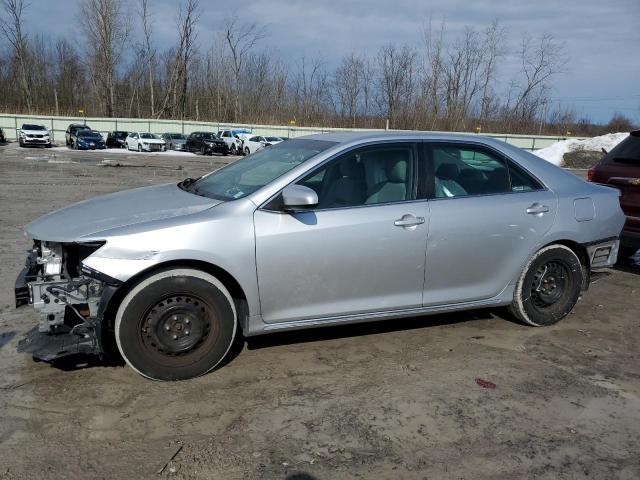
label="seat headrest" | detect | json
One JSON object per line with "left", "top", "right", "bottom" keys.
{"left": 339, "top": 157, "right": 362, "bottom": 177}
{"left": 386, "top": 158, "right": 407, "bottom": 182}
{"left": 436, "top": 163, "right": 460, "bottom": 180}
{"left": 458, "top": 168, "right": 486, "bottom": 182}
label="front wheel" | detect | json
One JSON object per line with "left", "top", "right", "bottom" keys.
{"left": 115, "top": 269, "right": 237, "bottom": 381}
{"left": 244, "top": 147, "right": 250, "bottom": 155}
{"left": 138, "top": 144, "right": 142, "bottom": 152}
{"left": 509, "top": 244, "right": 583, "bottom": 326}
{"left": 230, "top": 144, "right": 237, "bottom": 155}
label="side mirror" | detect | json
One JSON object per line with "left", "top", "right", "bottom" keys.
{"left": 281, "top": 185, "right": 318, "bottom": 211}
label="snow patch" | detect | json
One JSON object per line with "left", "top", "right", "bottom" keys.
{"left": 534, "top": 132, "right": 629, "bottom": 166}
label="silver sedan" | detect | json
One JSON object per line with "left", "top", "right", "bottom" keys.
{"left": 16, "top": 132, "right": 625, "bottom": 380}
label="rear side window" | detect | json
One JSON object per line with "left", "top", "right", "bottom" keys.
{"left": 604, "top": 134, "right": 640, "bottom": 165}
{"left": 429, "top": 144, "right": 542, "bottom": 198}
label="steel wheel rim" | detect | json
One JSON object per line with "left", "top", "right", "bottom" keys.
{"left": 140, "top": 295, "right": 214, "bottom": 357}
{"left": 530, "top": 260, "right": 570, "bottom": 310}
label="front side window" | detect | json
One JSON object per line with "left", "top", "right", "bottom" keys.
{"left": 431, "top": 144, "right": 541, "bottom": 198}
{"left": 297, "top": 143, "right": 417, "bottom": 209}
{"left": 190, "top": 139, "right": 336, "bottom": 200}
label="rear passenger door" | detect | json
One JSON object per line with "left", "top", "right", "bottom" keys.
{"left": 423, "top": 142, "right": 557, "bottom": 306}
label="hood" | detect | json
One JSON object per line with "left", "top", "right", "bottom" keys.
{"left": 140, "top": 138, "right": 164, "bottom": 144}
{"left": 22, "top": 129, "right": 49, "bottom": 135}
{"left": 26, "top": 183, "right": 222, "bottom": 242}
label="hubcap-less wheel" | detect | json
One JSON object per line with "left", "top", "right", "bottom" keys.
{"left": 509, "top": 244, "right": 582, "bottom": 326}
{"left": 530, "top": 261, "right": 569, "bottom": 309}
{"left": 141, "top": 295, "right": 212, "bottom": 356}
{"left": 115, "top": 269, "right": 237, "bottom": 381}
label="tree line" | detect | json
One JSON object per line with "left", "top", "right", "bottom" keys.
{"left": 0, "top": 0, "right": 634, "bottom": 136}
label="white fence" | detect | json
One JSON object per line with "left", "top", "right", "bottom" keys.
{"left": 0, "top": 113, "right": 582, "bottom": 151}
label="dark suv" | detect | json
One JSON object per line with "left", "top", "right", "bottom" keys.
{"left": 65, "top": 123, "right": 91, "bottom": 147}
{"left": 589, "top": 130, "right": 640, "bottom": 250}
{"left": 106, "top": 131, "right": 129, "bottom": 148}
{"left": 185, "top": 132, "right": 228, "bottom": 155}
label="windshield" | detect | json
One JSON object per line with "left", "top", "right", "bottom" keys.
{"left": 170, "top": 134, "right": 186, "bottom": 139}
{"left": 23, "top": 124, "right": 45, "bottom": 130}
{"left": 190, "top": 139, "right": 336, "bottom": 200}
{"left": 265, "top": 137, "right": 282, "bottom": 142}
{"left": 232, "top": 129, "right": 251, "bottom": 135}
{"left": 113, "top": 131, "right": 127, "bottom": 138}
{"left": 201, "top": 133, "right": 218, "bottom": 140}
{"left": 141, "top": 133, "right": 158, "bottom": 139}
{"left": 78, "top": 130, "right": 101, "bottom": 138}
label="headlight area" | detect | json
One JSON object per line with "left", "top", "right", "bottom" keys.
{"left": 15, "top": 240, "right": 122, "bottom": 362}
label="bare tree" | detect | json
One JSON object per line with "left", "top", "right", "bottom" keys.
{"left": 478, "top": 20, "right": 506, "bottom": 125}
{"left": 376, "top": 44, "right": 416, "bottom": 128}
{"left": 224, "top": 16, "right": 268, "bottom": 122}
{"left": 0, "top": 0, "right": 32, "bottom": 112}
{"left": 80, "top": 0, "right": 130, "bottom": 117}
{"left": 509, "top": 33, "right": 565, "bottom": 125}
{"left": 156, "top": 0, "right": 199, "bottom": 119}
{"left": 334, "top": 53, "right": 364, "bottom": 127}
{"left": 140, "top": 0, "right": 156, "bottom": 116}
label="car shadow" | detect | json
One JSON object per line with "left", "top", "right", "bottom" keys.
{"left": 0, "top": 331, "right": 16, "bottom": 352}
{"left": 614, "top": 247, "right": 640, "bottom": 275}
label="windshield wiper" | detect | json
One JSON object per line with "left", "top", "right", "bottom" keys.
{"left": 178, "top": 177, "right": 208, "bottom": 196}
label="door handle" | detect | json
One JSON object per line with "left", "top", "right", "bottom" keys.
{"left": 394, "top": 215, "right": 425, "bottom": 227}
{"left": 526, "top": 203, "right": 550, "bottom": 215}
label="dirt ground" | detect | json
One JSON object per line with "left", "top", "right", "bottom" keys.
{"left": 0, "top": 142, "right": 639, "bottom": 480}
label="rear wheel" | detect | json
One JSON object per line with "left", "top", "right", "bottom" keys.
{"left": 115, "top": 269, "right": 237, "bottom": 381}
{"left": 509, "top": 244, "right": 583, "bottom": 326}
{"left": 138, "top": 143, "right": 142, "bottom": 152}
{"left": 200, "top": 145, "right": 206, "bottom": 155}
{"left": 244, "top": 147, "right": 250, "bottom": 155}
{"left": 230, "top": 144, "right": 237, "bottom": 155}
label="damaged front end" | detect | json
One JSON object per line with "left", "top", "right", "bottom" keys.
{"left": 15, "top": 240, "right": 121, "bottom": 362}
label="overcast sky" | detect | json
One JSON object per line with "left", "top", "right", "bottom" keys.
{"left": 21, "top": 0, "right": 640, "bottom": 123}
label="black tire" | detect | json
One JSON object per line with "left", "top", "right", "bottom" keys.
{"left": 509, "top": 244, "right": 583, "bottom": 326}
{"left": 230, "top": 144, "right": 237, "bottom": 155}
{"left": 19, "top": 139, "right": 24, "bottom": 147}
{"left": 222, "top": 149, "right": 228, "bottom": 156}
{"left": 138, "top": 143, "right": 142, "bottom": 152}
{"left": 244, "top": 147, "right": 250, "bottom": 155}
{"left": 200, "top": 145, "right": 206, "bottom": 155}
{"left": 115, "top": 268, "right": 237, "bottom": 381}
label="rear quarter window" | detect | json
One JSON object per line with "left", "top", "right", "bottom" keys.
{"left": 603, "top": 135, "right": 640, "bottom": 165}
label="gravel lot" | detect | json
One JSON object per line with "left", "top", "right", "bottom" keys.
{"left": 1, "top": 142, "right": 639, "bottom": 480}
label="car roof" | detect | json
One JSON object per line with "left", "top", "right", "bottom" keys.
{"left": 295, "top": 130, "right": 513, "bottom": 148}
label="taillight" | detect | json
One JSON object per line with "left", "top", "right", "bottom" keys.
{"left": 587, "top": 168, "right": 595, "bottom": 182}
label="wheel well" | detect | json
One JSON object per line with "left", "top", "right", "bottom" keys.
{"left": 102, "top": 260, "right": 248, "bottom": 330}
{"left": 544, "top": 240, "right": 591, "bottom": 290}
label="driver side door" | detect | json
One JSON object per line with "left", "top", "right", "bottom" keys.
{"left": 253, "top": 141, "right": 429, "bottom": 324}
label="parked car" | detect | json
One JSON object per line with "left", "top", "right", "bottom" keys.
{"left": 18, "top": 124, "right": 52, "bottom": 148}
{"left": 588, "top": 130, "right": 640, "bottom": 251}
{"left": 161, "top": 133, "right": 188, "bottom": 151}
{"left": 218, "top": 128, "right": 252, "bottom": 155}
{"left": 125, "top": 132, "right": 166, "bottom": 152}
{"left": 16, "top": 133, "right": 626, "bottom": 380}
{"left": 65, "top": 123, "right": 91, "bottom": 147}
{"left": 106, "top": 131, "right": 129, "bottom": 148}
{"left": 0, "top": 127, "right": 5, "bottom": 143}
{"left": 242, "top": 135, "right": 285, "bottom": 155}
{"left": 73, "top": 129, "right": 106, "bottom": 150}
{"left": 185, "top": 131, "right": 228, "bottom": 155}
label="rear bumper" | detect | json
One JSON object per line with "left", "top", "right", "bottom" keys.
{"left": 584, "top": 237, "right": 620, "bottom": 269}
